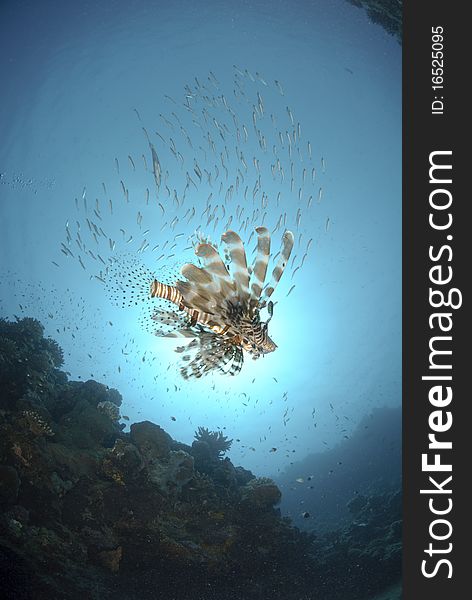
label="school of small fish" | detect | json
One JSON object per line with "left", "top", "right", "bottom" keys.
{"left": 58, "top": 66, "right": 329, "bottom": 302}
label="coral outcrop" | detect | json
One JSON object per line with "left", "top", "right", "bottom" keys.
{"left": 0, "top": 317, "right": 401, "bottom": 599}
{"left": 0, "top": 318, "right": 314, "bottom": 600}
{"left": 241, "top": 477, "right": 282, "bottom": 509}
{"left": 346, "top": 0, "right": 402, "bottom": 43}
{"left": 312, "top": 488, "right": 402, "bottom": 599}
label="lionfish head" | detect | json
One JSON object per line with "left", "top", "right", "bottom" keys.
{"left": 261, "top": 330, "right": 277, "bottom": 354}
{"left": 240, "top": 323, "right": 277, "bottom": 358}
{"left": 240, "top": 302, "right": 277, "bottom": 358}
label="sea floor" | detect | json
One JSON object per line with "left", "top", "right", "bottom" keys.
{"left": 367, "top": 582, "right": 402, "bottom": 600}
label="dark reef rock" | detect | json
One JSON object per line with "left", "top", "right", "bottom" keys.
{"left": 130, "top": 420, "right": 172, "bottom": 460}
{"left": 346, "top": 0, "right": 402, "bottom": 43}
{"left": 0, "top": 317, "right": 401, "bottom": 600}
{"left": 312, "top": 488, "right": 402, "bottom": 599}
{"left": 240, "top": 477, "right": 282, "bottom": 509}
{"left": 0, "top": 465, "right": 20, "bottom": 505}
{"left": 0, "top": 317, "right": 66, "bottom": 409}
{"left": 234, "top": 465, "right": 255, "bottom": 487}
{"left": 147, "top": 449, "right": 195, "bottom": 494}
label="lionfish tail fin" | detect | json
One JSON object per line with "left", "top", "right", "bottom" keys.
{"left": 150, "top": 279, "right": 184, "bottom": 306}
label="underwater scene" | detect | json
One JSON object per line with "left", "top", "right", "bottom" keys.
{"left": 0, "top": 1, "right": 401, "bottom": 598}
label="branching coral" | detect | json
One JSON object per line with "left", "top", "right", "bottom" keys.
{"left": 194, "top": 427, "right": 233, "bottom": 458}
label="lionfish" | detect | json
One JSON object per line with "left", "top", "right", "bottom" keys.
{"left": 113, "top": 226, "right": 294, "bottom": 378}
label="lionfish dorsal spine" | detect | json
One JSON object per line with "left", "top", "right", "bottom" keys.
{"left": 249, "top": 226, "right": 271, "bottom": 311}
{"left": 220, "top": 230, "right": 251, "bottom": 305}
{"left": 260, "top": 229, "right": 294, "bottom": 304}
{"left": 194, "top": 242, "right": 235, "bottom": 299}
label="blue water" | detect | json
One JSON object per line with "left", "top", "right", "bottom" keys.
{"left": 0, "top": 0, "right": 400, "bottom": 486}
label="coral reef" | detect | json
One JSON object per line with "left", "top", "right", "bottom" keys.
{"left": 240, "top": 477, "right": 282, "bottom": 509}
{"left": 97, "top": 400, "right": 121, "bottom": 422}
{"left": 0, "top": 317, "right": 401, "bottom": 600}
{"left": 346, "top": 0, "right": 402, "bottom": 43}
{"left": 278, "top": 405, "right": 401, "bottom": 532}
{"left": 20, "top": 410, "right": 55, "bottom": 437}
{"left": 0, "top": 317, "right": 314, "bottom": 600}
{"left": 0, "top": 317, "right": 65, "bottom": 409}
{"left": 312, "top": 488, "right": 402, "bottom": 599}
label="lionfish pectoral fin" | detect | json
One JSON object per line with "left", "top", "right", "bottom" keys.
{"left": 179, "top": 332, "right": 244, "bottom": 379}
{"left": 148, "top": 309, "right": 197, "bottom": 338}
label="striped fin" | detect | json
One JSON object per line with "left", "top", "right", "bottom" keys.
{"left": 162, "top": 329, "right": 199, "bottom": 339}
{"left": 179, "top": 334, "right": 244, "bottom": 379}
{"left": 181, "top": 264, "right": 213, "bottom": 286}
{"left": 249, "top": 226, "right": 271, "bottom": 309}
{"left": 217, "top": 344, "right": 243, "bottom": 376}
{"left": 178, "top": 263, "right": 218, "bottom": 314}
{"left": 144, "top": 308, "right": 195, "bottom": 338}
{"left": 194, "top": 242, "right": 235, "bottom": 300}
{"left": 176, "top": 279, "right": 214, "bottom": 315}
{"left": 261, "top": 230, "right": 294, "bottom": 303}
{"left": 150, "top": 280, "right": 184, "bottom": 306}
{"left": 210, "top": 344, "right": 238, "bottom": 374}
{"left": 227, "top": 346, "right": 244, "bottom": 376}
{"left": 150, "top": 278, "right": 221, "bottom": 330}
{"left": 179, "top": 333, "right": 225, "bottom": 379}
{"left": 221, "top": 230, "right": 250, "bottom": 304}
